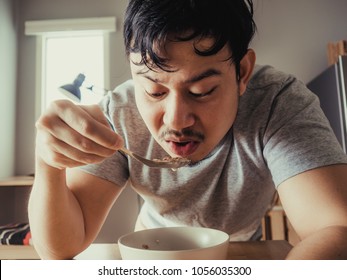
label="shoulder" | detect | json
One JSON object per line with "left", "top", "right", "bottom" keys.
{"left": 98, "top": 79, "right": 138, "bottom": 120}
{"left": 245, "top": 65, "right": 315, "bottom": 104}
{"left": 248, "top": 64, "right": 295, "bottom": 90}
{"left": 108, "top": 79, "right": 136, "bottom": 108}
{"left": 236, "top": 66, "right": 347, "bottom": 187}
{"left": 98, "top": 79, "right": 146, "bottom": 135}
{"left": 237, "top": 65, "right": 319, "bottom": 122}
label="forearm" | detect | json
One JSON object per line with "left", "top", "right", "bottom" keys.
{"left": 286, "top": 225, "right": 347, "bottom": 259}
{"left": 28, "top": 159, "right": 87, "bottom": 259}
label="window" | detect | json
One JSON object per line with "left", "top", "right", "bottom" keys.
{"left": 25, "top": 17, "right": 116, "bottom": 118}
{"left": 44, "top": 35, "right": 104, "bottom": 107}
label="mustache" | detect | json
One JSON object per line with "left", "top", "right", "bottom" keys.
{"left": 159, "top": 128, "right": 205, "bottom": 141}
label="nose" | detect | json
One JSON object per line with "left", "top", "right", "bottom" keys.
{"left": 162, "top": 93, "right": 195, "bottom": 130}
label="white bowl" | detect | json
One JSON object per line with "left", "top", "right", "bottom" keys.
{"left": 118, "top": 227, "right": 230, "bottom": 260}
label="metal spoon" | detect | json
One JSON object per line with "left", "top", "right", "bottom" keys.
{"left": 105, "top": 117, "right": 191, "bottom": 169}
{"left": 119, "top": 147, "right": 191, "bottom": 169}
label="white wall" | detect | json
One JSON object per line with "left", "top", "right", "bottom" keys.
{"left": 0, "top": 0, "right": 18, "bottom": 177}
{"left": 252, "top": 0, "right": 347, "bottom": 83}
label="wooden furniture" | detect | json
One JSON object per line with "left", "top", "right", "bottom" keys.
{"left": 261, "top": 195, "right": 300, "bottom": 246}
{"left": 0, "top": 240, "right": 292, "bottom": 260}
{"left": 0, "top": 176, "right": 34, "bottom": 226}
{"left": 227, "top": 240, "right": 292, "bottom": 260}
{"left": 0, "top": 176, "right": 34, "bottom": 187}
{"left": 327, "top": 40, "right": 347, "bottom": 65}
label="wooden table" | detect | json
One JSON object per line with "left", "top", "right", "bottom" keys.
{"left": 0, "top": 240, "right": 292, "bottom": 260}
{"left": 0, "top": 176, "right": 34, "bottom": 187}
{"left": 227, "top": 240, "right": 292, "bottom": 260}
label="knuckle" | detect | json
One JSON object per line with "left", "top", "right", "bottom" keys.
{"left": 80, "top": 154, "right": 103, "bottom": 165}
{"left": 78, "top": 137, "right": 93, "bottom": 152}
{"left": 65, "top": 162, "right": 78, "bottom": 169}
{"left": 104, "top": 148, "right": 116, "bottom": 157}
{"left": 35, "top": 115, "right": 51, "bottom": 130}
{"left": 81, "top": 156, "right": 96, "bottom": 165}
{"left": 79, "top": 119, "right": 94, "bottom": 135}
{"left": 50, "top": 99, "right": 71, "bottom": 111}
{"left": 49, "top": 152, "right": 62, "bottom": 164}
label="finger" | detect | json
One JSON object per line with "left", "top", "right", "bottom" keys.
{"left": 44, "top": 150, "right": 94, "bottom": 170}
{"left": 36, "top": 132, "right": 108, "bottom": 169}
{"left": 39, "top": 116, "right": 117, "bottom": 158}
{"left": 80, "top": 104, "right": 124, "bottom": 146}
{"left": 41, "top": 100, "right": 123, "bottom": 153}
{"left": 51, "top": 100, "right": 122, "bottom": 150}
{"left": 80, "top": 105, "right": 111, "bottom": 128}
{"left": 51, "top": 137, "right": 108, "bottom": 165}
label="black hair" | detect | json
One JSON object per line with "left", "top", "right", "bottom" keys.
{"left": 123, "top": 0, "right": 256, "bottom": 77}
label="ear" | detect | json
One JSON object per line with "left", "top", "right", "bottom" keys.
{"left": 238, "top": 49, "right": 256, "bottom": 96}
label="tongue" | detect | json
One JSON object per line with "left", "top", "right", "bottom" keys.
{"left": 169, "top": 141, "right": 198, "bottom": 157}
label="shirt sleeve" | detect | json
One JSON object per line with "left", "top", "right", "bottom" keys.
{"left": 262, "top": 77, "right": 347, "bottom": 187}
{"left": 78, "top": 86, "right": 131, "bottom": 188}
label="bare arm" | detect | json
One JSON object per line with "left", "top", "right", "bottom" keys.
{"left": 278, "top": 164, "right": 347, "bottom": 259}
{"left": 28, "top": 100, "right": 124, "bottom": 259}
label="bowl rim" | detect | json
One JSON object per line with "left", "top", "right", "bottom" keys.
{"left": 117, "top": 226, "right": 230, "bottom": 253}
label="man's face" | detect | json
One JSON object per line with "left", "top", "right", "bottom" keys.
{"left": 130, "top": 38, "right": 245, "bottom": 162}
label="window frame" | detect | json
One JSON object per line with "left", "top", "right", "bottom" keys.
{"left": 24, "top": 17, "right": 116, "bottom": 119}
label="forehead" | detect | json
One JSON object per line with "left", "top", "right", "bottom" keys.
{"left": 130, "top": 37, "right": 232, "bottom": 72}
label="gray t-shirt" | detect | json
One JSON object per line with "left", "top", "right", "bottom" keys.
{"left": 81, "top": 65, "right": 347, "bottom": 241}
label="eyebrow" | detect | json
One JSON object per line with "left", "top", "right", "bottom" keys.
{"left": 187, "top": 69, "right": 222, "bottom": 83}
{"left": 136, "top": 68, "right": 222, "bottom": 84}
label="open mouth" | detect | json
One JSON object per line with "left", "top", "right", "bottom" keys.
{"left": 175, "top": 141, "right": 190, "bottom": 146}
{"left": 166, "top": 140, "right": 199, "bottom": 157}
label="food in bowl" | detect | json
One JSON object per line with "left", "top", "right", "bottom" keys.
{"left": 118, "top": 226, "right": 230, "bottom": 260}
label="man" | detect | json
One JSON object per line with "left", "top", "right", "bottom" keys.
{"left": 29, "top": 0, "right": 347, "bottom": 259}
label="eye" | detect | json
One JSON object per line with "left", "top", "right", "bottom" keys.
{"left": 189, "top": 86, "right": 217, "bottom": 98}
{"left": 145, "top": 90, "right": 167, "bottom": 99}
